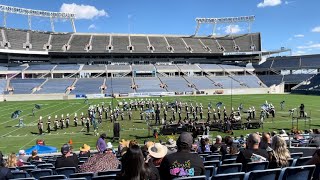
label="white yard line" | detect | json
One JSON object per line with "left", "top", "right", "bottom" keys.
{"left": 19, "top": 136, "right": 39, "bottom": 150}
{"left": 0, "top": 102, "right": 65, "bottom": 126}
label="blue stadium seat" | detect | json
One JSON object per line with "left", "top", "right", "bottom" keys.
{"left": 30, "top": 169, "right": 53, "bottom": 179}
{"left": 97, "top": 169, "right": 121, "bottom": 176}
{"left": 172, "top": 175, "right": 207, "bottom": 180}
{"left": 92, "top": 175, "right": 117, "bottom": 180}
{"left": 245, "top": 161, "right": 269, "bottom": 172}
{"left": 205, "top": 155, "right": 222, "bottom": 161}
{"left": 30, "top": 160, "right": 46, "bottom": 166}
{"left": 13, "top": 178, "right": 35, "bottom": 180}
{"left": 37, "top": 163, "right": 55, "bottom": 169}
{"left": 18, "top": 165, "right": 36, "bottom": 171}
{"left": 69, "top": 172, "right": 95, "bottom": 180}
{"left": 39, "top": 175, "right": 67, "bottom": 180}
{"left": 204, "top": 166, "right": 215, "bottom": 180}
{"left": 224, "top": 154, "right": 239, "bottom": 160}
{"left": 11, "top": 171, "right": 29, "bottom": 179}
{"left": 217, "top": 163, "right": 242, "bottom": 174}
{"left": 55, "top": 167, "right": 76, "bottom": 178}
{"left": 290, "top": 152, "right": 303, "bottom": 159}
{"left": 212, "top": 172, "right": 245, "bottom": 180}
{"left": 203, "top": 160, "right": 221, "bottom": 167}
{"left": 244, "top": 168, "right": 282, "bottom": 180}
{"left": 295, "top": 156, "right": 312, "bottom": 166}
{"left": 222, "top": 159, "right": 237, "bottom": 164}
{"left": 313, "top": 164, "right": 320, "bottom": 180}
{"left": 278, "top": 165, "right": 315, "bottom": 180}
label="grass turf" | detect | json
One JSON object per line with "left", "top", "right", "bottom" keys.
{"left": 0, "top": 94, "right": 319, "bottom": 154}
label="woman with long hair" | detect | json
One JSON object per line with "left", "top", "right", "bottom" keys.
{"left": 268, "top": 135, "right": 291, "bottom": 169}
{"left": 120, "top": 145, "right": 152, "bottom": 180}
{"left": 0, "top": 151, "right": 13, "bottom": 180}
{"left": 7, "top": 153, "right": 17, "bottom": 168}
{"left": 220, "top": 136, "right": 238, "bottom": 157}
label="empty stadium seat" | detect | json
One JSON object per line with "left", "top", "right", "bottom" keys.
{"left": 290, "top": 152, "right": 303, "bottom": 159}
{"left": 205, "top": 155, "right": 222, "bottom": 161}
{"left": 30, "top": 169, "right": 53, "bottom": 179}
{"left": 92, "top": 175, "right": 117, "bottom": 180}
{"left": 278, "top": 165, "right": 315, "bottom": 180}
{"left": 203, "top": 160, "right": 221, "bottom": 167}
{"left": 217, "top": 163, "right": 242, "bottom": 174}
{"left": 56, "top": 167, "right": 76, "bottom": 178}
{"left": 244, "top": 168, "right": 282, "bottom": 180}
{"left": 245, "top": 161, "right": 269, "bottom": 172}
{"left": 11, "top": 171, "right": 29, "bottom": 179}
{"left": 295, "top": 156, "right": 312, "bottom": 166}
{"left": 69, "top": 172, "right": 94, "bottom": 180}
{"left": 212, "top": 172, "right": 245, "bottom": 180}
{"left": 222, "top": 159, "right": 237, "bottom": 164}
{"left": 36, "top": 163, "right": 55, "bottom": 169}
{"left": 39, "top": 175, "right": 67, "bottom": 180}
{"left": 97, "top": 169, "right": 121, "bottom": 176}
{"left": 204, "top": 166, "right": 215, "bottom": 179}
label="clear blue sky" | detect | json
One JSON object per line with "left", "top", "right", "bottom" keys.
{"left": 0, "top": 0, "right": 319, "bottom": 55}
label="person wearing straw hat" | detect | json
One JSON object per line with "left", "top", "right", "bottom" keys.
{"left": 79, "top": 144, "right": 91, "bottom": 158}
{"left": 147, "top": 143, "right": 168, "bottom": 167}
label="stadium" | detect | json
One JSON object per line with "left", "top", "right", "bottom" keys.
{"left": 0, "top": 2, "right": 320, "bottom": 180}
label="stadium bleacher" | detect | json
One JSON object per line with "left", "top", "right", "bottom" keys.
{"left": 177, "top": 64, "right": 202, "bottom": 72}
{"left": 29, "top": 31, "right": 50, "bottom": 51}
{"left": 54, "top": 65, "right": 80, "bottom": 71}
{"left": 233, "top": 75, "right": 262, "bottom": 88}
{"left": 36, "top": 79, "right": 74, "bottom": 94}
{"left": 165, "top": 36, "right": 189, "bottom": 53}
{"left": 198, "top": 64, "right": 223, "bottom": 72}
{"left": 5, "top": 28, "right": 27, "bottom": 50}
{"left": 148, "top": 36, "right": 170, "bottom": 53}
{"left": 184, "top": 76, "right": 215, "bottom": 90}
{"left": 106, "top": 77, "right": 133, "bottom": 94}
{"left": 25, "top": 65, "right": 55, "bottom": 71}
{"left": 0, "top": 79, "right": 6, "bottom": 94}
{"left": 257, "top": 75, "right": 284, "bottom": 87}
{"left": 271, "top": 58, "right": 300, "bottom": 70}
{"left": 111, "top": 35, "right": 130, "bottom": 53}
{"left": 90, "top": 35, "right": 110, "bottom": 53}
{"left": 134, "top": 77, "right": 166, "bottom": 92}
{"left": 155, "top": 64, "right": 179, "bottom": 72}
{"left": 182, "top": 37, "right": 207, "bottom": 53}
{"left": 68, "top": 35, "right": 91, "bottom": 52}
{"left": 10, "top": 79, "right": 45, "bottom": 94}
{"left": 216, "top": 36, "right": 235, "bottom": 52}
{"left": 50, "top": 33, "right": 72, "bottom": 51}
{"left": 159, "top": 76, "right": 193, "bottom": 92}
{"left": 71, "top": 78, "right": 104, "bottom": 94}
{"left": 130, "top": 36, "right": 150, "bottom": 53}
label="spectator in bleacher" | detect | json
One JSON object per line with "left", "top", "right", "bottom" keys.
{"left": 17, "top": 150, "right": 27, "bottom": 167}
{"left": 79, "top": 144, "right": 91, "bottom": 158}
{"left": 197, "top": 138, "right": 210, "bottom": 153}
{"left": 120, "top": 145, "right": 153, "bottom": 180}
{"left": 220, "top": 136, "right": 238, "bottom": 157}
{"left": 0, "top": 151, "right": 13, "bottom": 180}
{"left": 160, "top": 132, "right": 205, "bottom": 179}
{"left": 279, "top": 129, "right": 289, "bottom": 141}
{"left": 147, "top": 143, "right": 168, "bottom": 167}
{"left": 211, "top": 135, "right": 223, "bottom": 153}
{"left": 306, "top": 149, "right": 320, "bottom": 165}
{"left": 268, "top": 135, "right": 290, "bottom": 169}
{"left": 7, "top": 153, "right": 17, "bottom": 168}
{"left": 96, "top": 133, "right": 107, "bottom": 153}
{"left": 165, "top": 139, "right": 177, "bottom": 155}
{"left": 105, "top": 142, "right": 115, "bottom": 154}
{"left": 27, "top": 150, "right": 41, "bottom": 162}
{"left": 78, "top": 149, "right": 120, "bottom": 173}
{"left": 259, "top": 132, "right": 272, "bottom": 151}
{"left": 236, "top": 133, "right": 269, "bottom": 170}
{"left": 55, "top": 144, "right": 79, "bottom": 169}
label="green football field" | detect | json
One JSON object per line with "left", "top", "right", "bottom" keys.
{"left": 0, "top": 94, "right": 319, "bottom": 155}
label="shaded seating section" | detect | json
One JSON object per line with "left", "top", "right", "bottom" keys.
{"left": 233, "top": 34, "right": 254, "bottom": 52}
{"left": 166, "top": 37, "right": 189, "bottom": 53}
{"left": 8, "top": 66, "right": 27, "bottom": 71}
{"left": 155, "top": 64, "right": 179, "bottom": 72}
{"left": 177, "top": 64, "right": 202, "bottom": 72}
{"left": 183, "top": 37, "right": 207, "bottom": 53}
{"left": 26, "top": 65, "right": 55, "bottom": 71}
{"left": 148, "top": 36, "right": 170, "bottom": 53}
{"left": 271, "top": 58, "right": 300, "bottom": 70}
{"left": 233, "top": 75, "right": 262, "bottom": 88}
{"left": 134, "top": 77, "right": 166, "bottom": 92}
{"left": 184, "top": 76, "right": 215, "bottom": 90}
{"left": 283, "top": 74, "right": 313, "bottom": 84}
{"left": 111, "top": 35, "right": 129, "bottom": 53}
{"left": 36, "top": 79, "right": 74, "bottom": 94}
{"left": 159, "top": 76, "right": 193, "bottom": 92}
{"left": 130, "top": 36, "right": 150, "bottom": 53}
{"left": 82, "top": 65, "right": 106, "bottom": 71}
{"left": 10, "top": 79, "right": 45, "bottom": 94}
{"left": 217, "top": 163, "right": 242, "bottom": 174}
{"left": 71, "top": 78, "right": 104, "bottom": 94}
{"left": 5, "top": 28, "right": 27, "bottom": 50}
{"left": 219, "top": 65, "right": 245, "bottom": 72}
{"left": 199, "top": 38, "right": 221, "bottom": 53}
{"left": 257, "top": 75, "right": 283, "bottom": 87}
{"left": 30, "top": 31, "right": 50, "bottom": 51}
{"left": 56, "top": 167, "right": 77, "bottom": 178}
{"left": 50, "top": 34, "right": 71, "bottom": 51}
{"left": 293, "top": 74, "right": 320, "bottom": 90}
{"left": 107, "top": 64, "right": 131, "bottom": 72}
{"left": 30, "top": 169, "right": 53, "bottom": 179}
{"left": 253, "top": 60, "right": 273, "bottom": 71}
{"left": 91, "top": 35, "right": 109, "bottom": 53}
{"left": 132, "top": 64, "right": 155, "bottom": 72}
{"left": 216, "top": 36, "right": 235, "bottom": 52}
{"left": 68, "top": 35, "right": 91, "bottom": 52}
{"left": 106, "top": 77, "right": 133, "bottom": 94}
{"left": 300, "top": 56, "right": 320, "bottom": 68}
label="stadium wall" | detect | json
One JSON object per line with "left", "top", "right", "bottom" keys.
{"left": 268, "top": 83, "right": 285, "bottom": 94}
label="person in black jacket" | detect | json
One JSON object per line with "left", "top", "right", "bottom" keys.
{"left": 55, "top": 144, "right": 79, "bottom": 169}
{"left": 0, "top": 151, "right": 13, "bottom": 180}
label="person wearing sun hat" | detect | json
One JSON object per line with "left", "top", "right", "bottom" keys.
{"left": 160, "top": 132, "right": 205, "bottom": 179}
{"left": 165, "top": 139, "right": 177, "bottom": 154}
{"left": 79, "top": 144, "right": 91, "bottom": 158}
{"left": 148, "top": 143, "right": 168, "bottom": 166}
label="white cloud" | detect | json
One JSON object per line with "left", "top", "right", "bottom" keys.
{"left": 293, "top": 50, "right": 306, "bottom": 55}
{"left": 88, "top": 24, "right": 97, "bottom": 30}
{"left": 225, "top": 25, "right": 241, "bottom": 34}
{"left": 297, "top": 43, "right": 320, "bottom": 49}
{"left": 311, "top": 26, "right": 320, "bottom": 33}
{"left": 294, "top": 34, "right": 304, "bottom": 38}
{"left": 60, "top": 3, "right": 108, "bottom": 20}
{"left": 257, "top": 0, "right": 282, "bottom": 8}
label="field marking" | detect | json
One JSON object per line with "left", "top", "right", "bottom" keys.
{"left": 19, "top": 136, "right": 39, "bottom": 150}
{"left": 0, "top": 104, "right": 36, "bottom": 118}
{"left": 3, "top": 102, "right": 89, "bottom": 138}
{"left": 1, "top": 102, "right": 73, "bottom": 137}
{"left": 0, "top": 102, "right": 65, "bottom": 126}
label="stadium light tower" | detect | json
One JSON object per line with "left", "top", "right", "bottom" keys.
{"left": 0, "top": 4, "right": 76, "bottom": 32}
{"left": 194, "top": 15, "right": 255, "bottom": 36}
